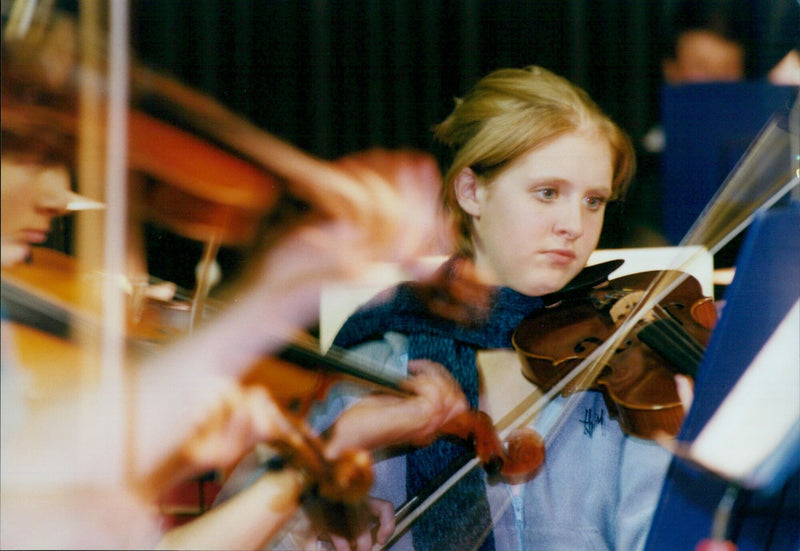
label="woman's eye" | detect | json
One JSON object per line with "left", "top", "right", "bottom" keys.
{"left": 585, "top": 195, "right": 607, "bottom": 210}
{"left": 534, "top": 188, "right": 557, "bottom": 201}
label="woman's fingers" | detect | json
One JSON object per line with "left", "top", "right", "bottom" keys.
{"left": 674, "top": 374, "right": 694, "bottom": 413}
{"left": 367, "top": 497, "right": 396, "bottom": 544}
{"left": 402, "top": 360, "right": 469, "bottom": 445}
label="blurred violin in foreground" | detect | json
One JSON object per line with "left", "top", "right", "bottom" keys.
{"left": 245, "top": 332, "right": 545, "bottom": 479}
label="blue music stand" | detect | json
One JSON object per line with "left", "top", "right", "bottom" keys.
{"left": 644, "top": 203, "right": 800, "bottom": 550}
{"left": 660, "top": 82, "right": 798, "bottom": 245}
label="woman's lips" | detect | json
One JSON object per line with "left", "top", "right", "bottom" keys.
{"left": 542, "top": 249, "right": 576, "bottom": 264}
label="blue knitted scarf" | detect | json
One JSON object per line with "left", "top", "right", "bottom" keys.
{"left": 333, "top": 257, "right": 543, "bottom": 551}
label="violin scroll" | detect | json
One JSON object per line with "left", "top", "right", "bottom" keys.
{"left": 502, "top": 426, "right": 546, "bottom": 477}
{"left": 441, "top": 410, "right": 544, "bottom": 478}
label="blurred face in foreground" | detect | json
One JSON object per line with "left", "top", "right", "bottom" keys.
{"left": 1, "top": 157, "right": 71, "bottom": 267}
{"left": 455, "top": 129, "right": 614, "bottom": 296}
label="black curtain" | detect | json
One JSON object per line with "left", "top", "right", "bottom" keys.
{"left": 123, "top": 0, "right": 796, "bottom": 286}
{"left": 129, "top": 0, "right": 797, "bottom": 161}
{"left": 128, "top": 0, "right": 669, "bottom": 160}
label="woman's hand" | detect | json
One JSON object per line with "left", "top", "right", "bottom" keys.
{"left": 323, "top": 359, "right": 470, "bottom": 457}
{"left": 177, "top": 384, "right": 287, "bottom": 476}
{"left": 400, "top": 359, "right": 471, "bottom": 447}
{"left": 325, "top": 497, "right": 396, "bottom": 551}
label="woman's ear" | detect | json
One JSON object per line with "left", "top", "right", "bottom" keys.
{"left": 453, "top": 167, "right": 482, "bottom": 216}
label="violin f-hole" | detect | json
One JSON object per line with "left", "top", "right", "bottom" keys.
{"left": 574, "top": 336, "right": 603, "bottom": 354}
{"left": 615, "top": 339, "right": 633, "bottom": 354}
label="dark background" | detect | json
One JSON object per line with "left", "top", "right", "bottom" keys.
{"left": 127, "top": 0, "right": 797, "bottom": 161}
{"left": 42, "top": 0, "right": 799, "bottom": 289}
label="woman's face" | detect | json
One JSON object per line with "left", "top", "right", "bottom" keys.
{"left": 457, "top": 130, "right": 613, "bottom": 296}
{"left": 1, "top": 157, "right": 71, "bottom": 266}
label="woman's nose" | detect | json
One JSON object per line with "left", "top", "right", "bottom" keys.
{"left": 554, "top": 203, "right": 584, "bottom": 239}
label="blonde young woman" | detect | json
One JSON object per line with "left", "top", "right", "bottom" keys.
{"left": 321, "top": 66, "right": 673, "bottom": 551}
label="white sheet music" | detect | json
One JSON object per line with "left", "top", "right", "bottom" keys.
{"left": 689, "top": 299, "right": 800, "bottom": 487}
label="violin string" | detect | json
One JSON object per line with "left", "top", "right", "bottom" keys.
{"left": 554, "top": 271, "right": 710, "bottom": 400}
{"left": 0, "top": 272, "right": 219, "bottom": 356}
{"left": 0, "top": 278, "right": 142, "bottom": 349}
{"left": 12, "top": 107, "right": 796, "bottom": 547}
{"left": 407, "top": 274, "right": 706, "bottom": 547}
{"left": 465, "top": 150, "right": 799, "bottom": 540}
{"left": 644, "top": 303, "right": 706, "bottom": 370}
{"left": 383, "top": 265, "right": 708, "bottom": 544}
{"left": 645, "top": 270, "right": 715, "bottom": 360}
{"left": 650, "top": 302, "right": 706, "bottom": 355}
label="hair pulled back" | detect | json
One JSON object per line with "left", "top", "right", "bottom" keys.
{"left": 434, "top": 65, "right": 635, "bottom": 256}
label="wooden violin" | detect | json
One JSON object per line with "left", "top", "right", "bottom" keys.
{"left": 512, "top": 260, "right": 718, "bottom": 439}
{"left": 0, "top": 246, "right": 208, "bottom": 348}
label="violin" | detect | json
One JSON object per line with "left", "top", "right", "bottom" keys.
{"left": 1, "top": 248, "right": 376, "bottom": 549}
{"left": 0, "top": 246, "right": 205, "bottom": 346}
{"left": 127, "top": 109, "right": 282, "bottom": 247}
{"left": 512, "top": 260, "right": 718, "bottom": 439}
{"left": 245, "top": 338, "right": 544, "bottom": 548}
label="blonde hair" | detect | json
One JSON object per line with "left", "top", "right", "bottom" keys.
{"left": 434, "top": 65, "right": 635, "bottom": 256}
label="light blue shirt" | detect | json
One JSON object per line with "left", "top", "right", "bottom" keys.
{"left": 331, "top": 333, "right": 673, "bottom": 551}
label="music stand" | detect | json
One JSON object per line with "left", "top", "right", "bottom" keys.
{"left": 660, "top": 82, "right": 798, "bottom": 246}
{"left": 644, "top": 203, "right": 800, "bottom": 550}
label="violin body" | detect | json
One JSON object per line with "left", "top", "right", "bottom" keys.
{"left": 513, "top": 269, "right": 717, "bottom": 439}
{"left": 0, "top": 246, "right": 208, "bottom": 346}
